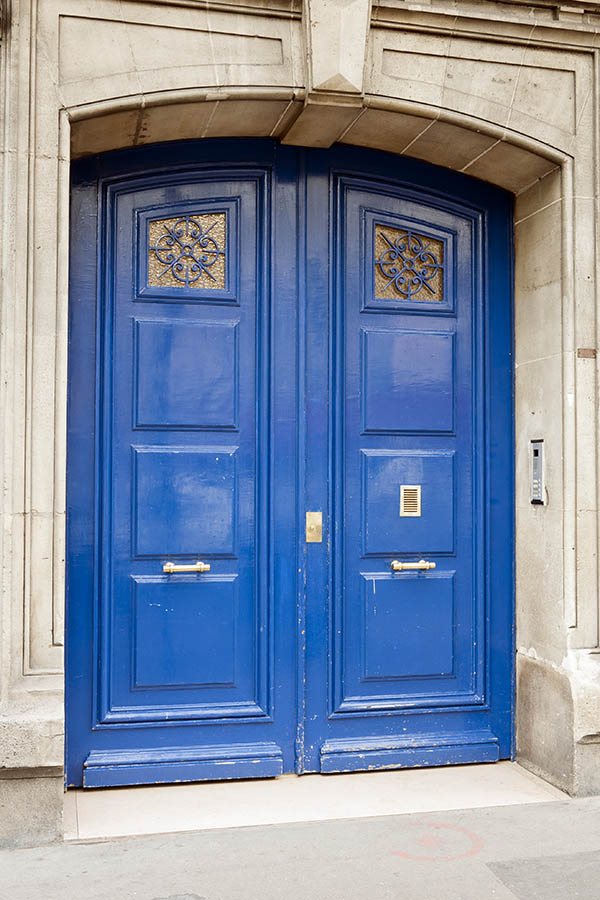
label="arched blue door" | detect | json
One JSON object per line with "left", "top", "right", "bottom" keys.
{"left": 66, "top": 141, "right": 513, "bottom": 787}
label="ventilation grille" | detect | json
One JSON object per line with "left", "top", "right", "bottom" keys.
{"left": 400, "top": 485, "right": 421, "bottom": 517}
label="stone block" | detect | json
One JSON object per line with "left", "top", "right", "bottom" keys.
{"left": 205, "top": 99, "right": 293, "bottom": 138}
{"left": 515, "top": 507, "right": 565, "bottom": 661}
{"left": 307, "top": 0, "right": 371, "bottom": 94}
{"left": 404, "top": 120, "right": 497, "bottom": 171}
{"left": 0, "top": 774, "right": 63, "bottom": 849}
{"left": 574, "top": 742, "right": 600, "bottom": 795}
{"left": 517, "top": 654, "right": 575, "bottom": 795}
{"left": 282, "top": 100, "right": 362, "bottom": 148}
{"left": 515, "top": 168, "right": 562, "bottom": 224}
{"left": 341, "top": 108, "right": 431, "bottom": 155}
{"left": 514, "top": 279, "right": 562, "bottom": 366}
{"left": 464, "top": 142, "right": 558, "bottom": 194}
{"left": 515, "top": 196, "right": 562, "bottom": 294}
{"left": 515, "top": 354, "right": 564, "bottom": 506}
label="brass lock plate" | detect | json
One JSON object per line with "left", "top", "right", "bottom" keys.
{"left": 306, "top": 511, "right": 323, "bottom": 543}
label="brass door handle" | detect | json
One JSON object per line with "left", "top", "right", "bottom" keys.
{"left": 163, "top": 561, "right": 211, "bottom": 574}
{"left": 391, "top": 559, "right": 436, "bottom": 572}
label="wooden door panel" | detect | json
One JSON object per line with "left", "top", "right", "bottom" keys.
{"left": 301, "top": 147, "right": 513, "bottom": 774}
{"left": 67, "top": 145, "right": 300, "bottom": 787}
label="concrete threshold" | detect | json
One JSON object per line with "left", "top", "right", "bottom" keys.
{"left": 64, "top": 761, "right": 565, "bottom": 842}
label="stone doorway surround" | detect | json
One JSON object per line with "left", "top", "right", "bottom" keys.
{"left": 1, "top": 0, "right": 600, "bottom": 847}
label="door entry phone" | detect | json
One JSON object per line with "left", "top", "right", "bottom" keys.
{"left": 530, "top": 440, "right": 544, "bottom": 505}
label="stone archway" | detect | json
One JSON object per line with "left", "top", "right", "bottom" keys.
{"left": 66, "top": 88, "right": 580, "bottom": 793}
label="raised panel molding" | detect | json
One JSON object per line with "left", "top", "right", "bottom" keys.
{"left": 361, "top": 572, "right": 455, "bottom": 682}
{"left": 134, "top": 319, "right": 239, "bottom": 430}
{"left": 361, "top": 329, "right": 455, "bottom": 433}
{"left": 320, "top": 731, "right": 500, "bottom": 773}
{"left": 133, "top": 446, "right": 238, "bottom": 557}
{"left": 136, "top": 198, "right": 240, "bottom": 304}
{"left": 133, "top": 575, "right": 238, "bottom": 690}
{"left": 59, "top": 18, "right": 284, "bottom": 86}
{"left": 380, "top": 49, "right": 576, "bottom": 134}
{"left": 361, "top": 450, "right": 455, "bottom": 556}
{"left": 83, "top": 742, "right": 284, "bottom": 787}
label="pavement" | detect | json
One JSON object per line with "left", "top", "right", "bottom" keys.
{"left": 2, "top": 790, "right": 600, "bottom": 899}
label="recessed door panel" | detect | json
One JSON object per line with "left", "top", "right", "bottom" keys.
{"left": 362, "top": 328, "right": 454, "bottom": 433}
{"left": 133, "top": 575, "right": 238, "bottom": 688}
{"left": 133, "top": 447, "right": 237, "bottom": 557}
{"left": 135, "top": 319, "right": 238, "bottom": 429}
{"left": 362, "top": 572, "right": 455, "bottom": 680}
{"left": 362, "top": 450, "right": 455, "bottom": 555}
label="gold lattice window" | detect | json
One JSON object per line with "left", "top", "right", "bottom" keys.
{"left": 148, "top": 213, "right": 226, "bottom": 290}
{"left": 375, "top": 225, "right": 443, "bottom": 302}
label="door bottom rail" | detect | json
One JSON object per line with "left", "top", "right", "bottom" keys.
{"left": 83, "top": 741, "right": 284, "bottom": 788}
{"left": 319, "top": 730, "right": 500, "bottom": 773}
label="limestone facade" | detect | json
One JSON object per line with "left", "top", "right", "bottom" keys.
{"left": 1, "top": 0, "right": 600, "bottom": 846}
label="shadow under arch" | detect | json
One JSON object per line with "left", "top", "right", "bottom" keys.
{"left": 67, "top": 89, "right": 565, "bottom": 196}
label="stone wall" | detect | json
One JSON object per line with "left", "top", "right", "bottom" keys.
{"left": 1, "top": 0, "right": 600, "bottom": 846}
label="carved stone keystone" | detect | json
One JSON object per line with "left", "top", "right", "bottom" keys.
{"left": 282, "top": 0, "right": 372, "bottom": 147}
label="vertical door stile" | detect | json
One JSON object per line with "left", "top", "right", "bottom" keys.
{"left": 294, "top": 149, "right": 308, "bottom": 773}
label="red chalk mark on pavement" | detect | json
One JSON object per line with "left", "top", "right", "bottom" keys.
{"left": 392, "top": 822, "right": 485, "bottom": 861}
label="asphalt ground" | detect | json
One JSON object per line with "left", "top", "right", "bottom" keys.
{"left": 2, "top": 794, "right": 600, "bottom": 899}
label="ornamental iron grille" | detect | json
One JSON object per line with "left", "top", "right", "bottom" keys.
{"left": 374, "top": 224, "right": 444, "bottom": 302}
{"left": 148, "top": 213, "right": 226, "bottom": 289}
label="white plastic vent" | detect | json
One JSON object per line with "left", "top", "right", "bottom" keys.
{"left": 400, "top": 485, "right": 421, "bottom": 517}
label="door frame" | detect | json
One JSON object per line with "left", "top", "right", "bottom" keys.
{"left": 66, "top": 139, "right": 514, "bottom": 785}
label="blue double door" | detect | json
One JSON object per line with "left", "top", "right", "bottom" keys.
{"left": 67, "top": 141, "right": 513, "bottom": 788}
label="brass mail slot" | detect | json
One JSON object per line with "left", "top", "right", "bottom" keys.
{"left": 306, "top": 511, "right": 323, "bottom": 543}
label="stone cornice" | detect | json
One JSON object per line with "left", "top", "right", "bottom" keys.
{"left": 489, "top": 0, "right": 600, "bottom": 9}
{"left": 125, "top": 0, "right": 600, "bottom": 36}
{"left": 131, "top": 0, "right": 302, "bottom": 16}
{"left": 376, "top": 0, "right": 600, "bottom": 10}
{"left": 59, "top": 0, "right": 600, "bottom": 27}
{"left": 373, "top": 0, "right": 600, "bottom": 34}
